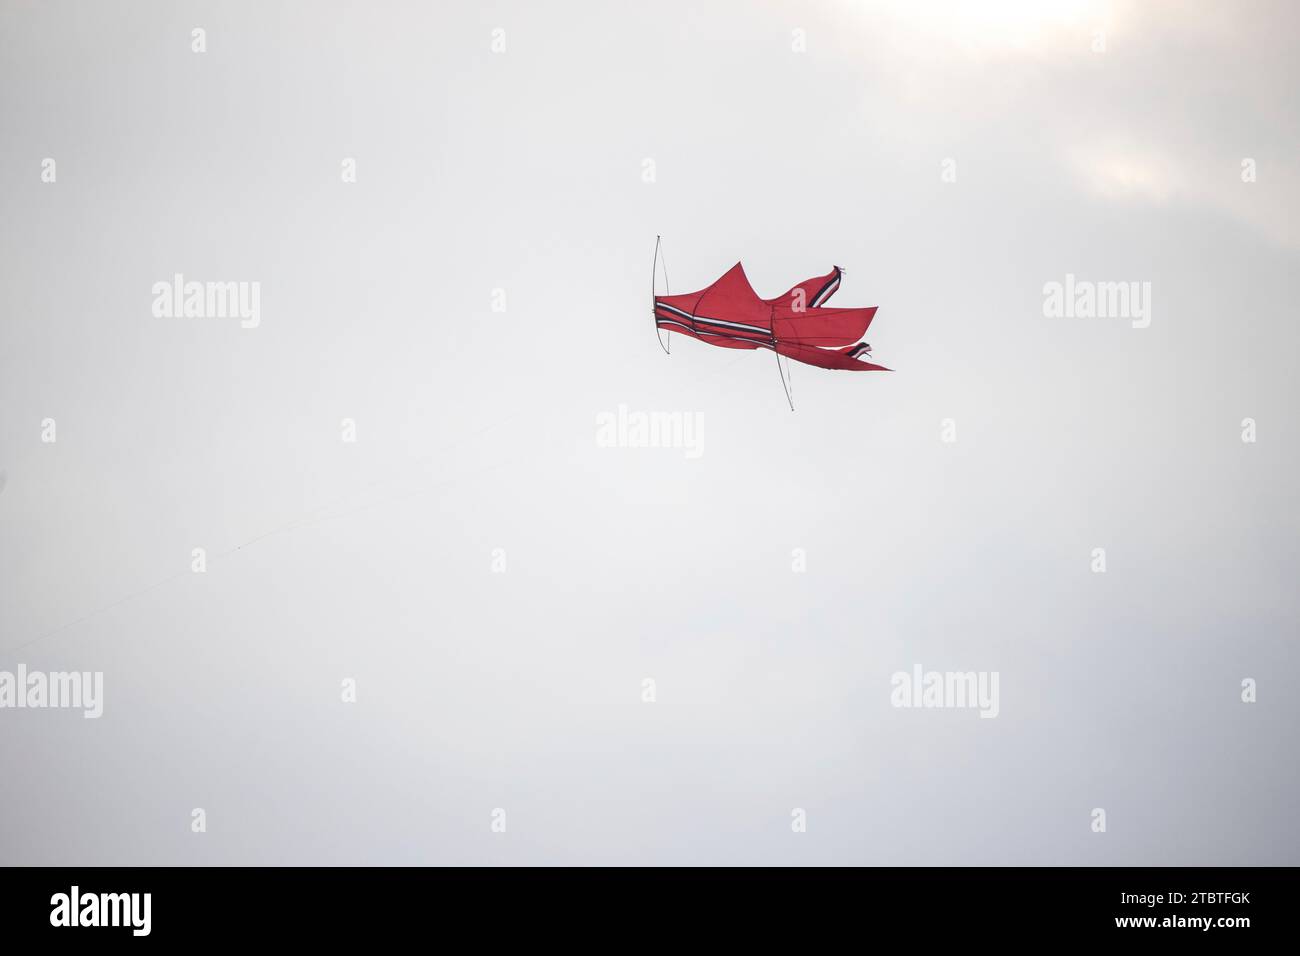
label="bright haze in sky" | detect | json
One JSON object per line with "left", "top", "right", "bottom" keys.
{"left": 0, "top": 0, "right": 1296, "bottom": 865}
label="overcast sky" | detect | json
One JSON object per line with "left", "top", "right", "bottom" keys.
{"left": 1, "top": 0, "right": 1297, "bottom": 864}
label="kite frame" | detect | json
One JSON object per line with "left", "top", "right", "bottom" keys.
{"left": 651, "top": 235, "right": 670, "bottom": 355}
{"left": 650, "top": 236, "right": 796, "bottom": 410}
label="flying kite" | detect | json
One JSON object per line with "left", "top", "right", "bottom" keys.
{"left": 650, "top": 237, "right": 888, "bottom": 408}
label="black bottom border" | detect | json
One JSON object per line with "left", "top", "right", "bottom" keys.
{"left": 1, "top": 866, "right": 1286, "bottom": 942}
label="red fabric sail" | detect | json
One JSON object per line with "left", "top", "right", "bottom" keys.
{"left": 653, "top": 261, "right": 888, "bottom": 371}
{"left": 765, "top": 266, "right": 843, "bottom": 309}
{"left": 774, "top": 341, "right": 889, "bottom": 371}
{"left": 773, "top": 305, "right": 877, "bottom": 347}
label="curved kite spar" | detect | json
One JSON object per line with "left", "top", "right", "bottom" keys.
{"left": 651, "top": 239, "right": 889, "bottom": 408}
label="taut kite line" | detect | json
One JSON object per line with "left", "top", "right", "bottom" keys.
{"left": 650, "top": 237, "right": 889, "bottom": 409}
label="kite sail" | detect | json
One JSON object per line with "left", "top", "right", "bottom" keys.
{"left": 650, "top": 238, "right": 888, "bottom": 408}
{"left": 765, "top": 266, "right": 844, "bottom": 309}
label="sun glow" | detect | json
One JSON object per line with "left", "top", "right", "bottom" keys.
{"left": 849, "top": 0, "right": 1116, "bottom": 57}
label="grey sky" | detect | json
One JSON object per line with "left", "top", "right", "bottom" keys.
{"left": 1, "top": 0, "right": 1296, "bottom": 864}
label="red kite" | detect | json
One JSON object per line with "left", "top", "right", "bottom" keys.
{"left": 650, "top": 239, "right": 888, "bottom": 408}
